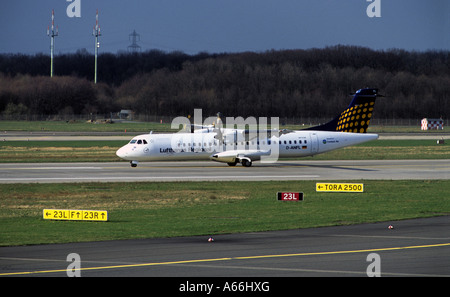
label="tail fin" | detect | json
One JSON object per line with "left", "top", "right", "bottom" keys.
{"left": 305, "top": 88, "right": 381, "bottom": 133}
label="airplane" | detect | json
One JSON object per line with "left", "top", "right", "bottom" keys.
{"left": 116, "top": 88, "right": 382, "bottom": 167}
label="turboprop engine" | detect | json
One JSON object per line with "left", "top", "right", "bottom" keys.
{"left": 210, "top": 149, "right": 271, "bottom": 167}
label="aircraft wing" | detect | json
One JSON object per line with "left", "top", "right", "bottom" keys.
{"left": 215, "top": 128, "right": 292, "bottom": 143}
{"left": 243, "top": 128, "right": 294, "bottom": 139}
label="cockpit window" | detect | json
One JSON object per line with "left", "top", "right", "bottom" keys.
{"left": 130, "top": 139, "right": 148, "bottom": 145}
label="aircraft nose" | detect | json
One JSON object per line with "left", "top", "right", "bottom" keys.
{"left": 116, "top": 146, "right": 127, "bottom": 158}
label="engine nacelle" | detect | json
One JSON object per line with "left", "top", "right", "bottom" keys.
{"left": 209, "top": 151, "right": 238, "bottom": 164}
{"left": 209, "top": 150, "right": 255, "bottom": 167}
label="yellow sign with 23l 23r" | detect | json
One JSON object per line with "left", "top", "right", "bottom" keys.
{"left": 43, "top": 209, "right": 108, "bottom": 221}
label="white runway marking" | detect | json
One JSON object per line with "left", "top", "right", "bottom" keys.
{"left": 0, "top": 175, "right": 320, "bottom": 182}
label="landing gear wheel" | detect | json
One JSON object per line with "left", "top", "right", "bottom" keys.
{"left": 241, "top": 159, "right": 252, "bottom": 167}
{"left": 130, "top": 161, "right": 138, "bottom": 167}
{"left": 227, "top": 161, "right": 237, "bottom": 166}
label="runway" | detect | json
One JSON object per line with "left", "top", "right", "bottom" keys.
{"left": 0, "top": 159, "right": 449, "bottom": 183}
{"left": 1, "top": 216, "right": 449, "bottom": 277}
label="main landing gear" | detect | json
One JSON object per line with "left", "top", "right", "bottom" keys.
{"left": 227, "top": 159, "right": 252, "bottom": 167}
{"left": 130, "top": 161, "right": 138, "bottom": 167}
{"left": 240, "top": 159, "right": 252, "bottom": 167}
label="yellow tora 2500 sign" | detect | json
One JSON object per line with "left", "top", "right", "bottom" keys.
{"left": 43, "top": 209, "right": 108, "bottom": 221}
{"left": 316, "top": 183, "right": 364, "bottom": 193}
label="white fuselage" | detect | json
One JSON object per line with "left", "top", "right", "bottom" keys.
{"left": 116, "top": 130, "right": 378, "bottom": 163}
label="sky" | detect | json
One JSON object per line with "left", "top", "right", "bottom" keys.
{"left": 0, "top": 0, "right": 448, "bottom": 55}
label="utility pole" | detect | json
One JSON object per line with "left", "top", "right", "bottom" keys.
{"left": 92, "top": 9, "right": 101, "bottom": 84}
{"left": 128, "top": 30, "right": 141, "bottom": 53}
{"left": 47, "top": 9, "right": 58, "bottom": 77}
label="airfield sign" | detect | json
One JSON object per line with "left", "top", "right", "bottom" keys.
{"left": 277, "top": 192, "right": 303, "bottom": 201}
{"left": 316, "top": 183, "right": 364, "bottom": 193}
{"left": 43, "top": 209, "right": 108, "bottom": 221}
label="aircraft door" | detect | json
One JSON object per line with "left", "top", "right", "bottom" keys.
{"left": 310, "top": 133, "right": 319, "bottom": 154}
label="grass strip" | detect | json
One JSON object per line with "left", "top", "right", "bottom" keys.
{"left": 2, "top": 120, "right": 450, "bottom": 134}
{"left": 1, "top": 180, "right": 449, "bottom": 246}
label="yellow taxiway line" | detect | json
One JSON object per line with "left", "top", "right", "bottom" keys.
{"left": 1, "top": 242, "right": 449, "bottom": 276}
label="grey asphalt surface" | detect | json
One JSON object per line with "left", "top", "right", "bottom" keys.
{"left": 1, "top": 216, "right": 449, "bottom": 277}
{"left": 0, "top": 159, "right": 449, "bottom": 183}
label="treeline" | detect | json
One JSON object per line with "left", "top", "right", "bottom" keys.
{"left": 1, "top": 46, "right": 449, "bottom": 120}
{"left": 0, "top": 49, "right": 214, "bottom": 86}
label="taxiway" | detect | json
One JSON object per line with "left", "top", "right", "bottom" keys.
{"left": 1, "top": 216, "right": 449, "bottom": 277}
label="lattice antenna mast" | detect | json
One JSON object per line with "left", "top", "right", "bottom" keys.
{"left": 47, "top": 9, "right": 59, "bottom": 77}
{"left": 92, "top": 9, "right": 101, "bottom": 83}
{"left": 128, "top": 30, "right": 141, "bottom": 53}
